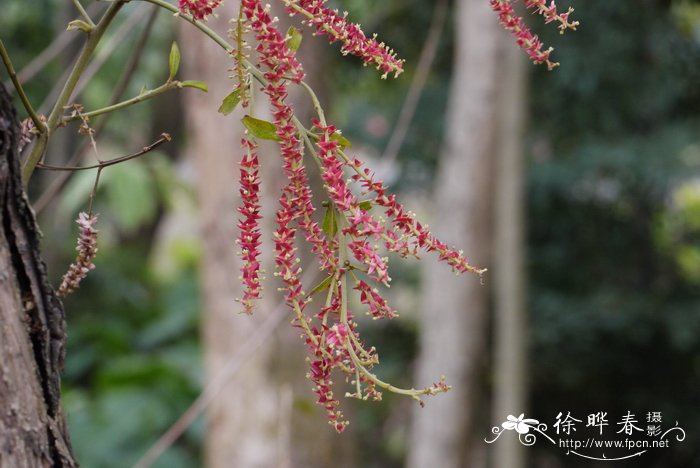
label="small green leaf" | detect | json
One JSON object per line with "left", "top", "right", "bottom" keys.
{"left": 286, "top": 26, "right": 303, "bottom": 52}
{"left": 358, "top": 200, "right": 372, "bottom": 211}
{"left": 168, "top": 42, "right": 181, "bottom": 80}
{"left": 218, "top": 89, "right": 242, "bottom": 115}
{"left": 242, "top": 115, "right": 280, "bottom": 141}
{"left": 66, "top": 19, "right": 92, "bottom": 33}
{"left": 322, "top": 204, "right": 337, "bottom": 239}
{"left": 331, "top": 132, "right": 352, "bottom": 148}
{"left": 309, "top": 275, "right": 334, "bottom": 296}
{"left": 180, "top": 80, "right": 208, "bottom": 92}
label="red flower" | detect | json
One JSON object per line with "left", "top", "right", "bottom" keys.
{"left": 178, "top": 0, "right": 222, "bottom": 21}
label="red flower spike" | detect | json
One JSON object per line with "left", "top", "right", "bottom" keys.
{"left": 283, "top": 0, "right": 405, "bottom": 78}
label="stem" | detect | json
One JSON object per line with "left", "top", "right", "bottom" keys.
{"left": 36, "top": 133, "right": 171, "bottom": 171}
{"left": 72, "top": 0, "right": 96, "bottom": 27}
{"left": 23, "top": 1, "right": 126, "bottom": 184}
{"left": 33, "top": 7, "right": 159, "bottom": 215}
{"left": 0, "top": 40, "right": 47, "bottom": 132}
{"left": 298, "top": 81, "right": 326, "bottom": 126}
{"left": 60, "top": 81, "right": 180, "bottom": 124}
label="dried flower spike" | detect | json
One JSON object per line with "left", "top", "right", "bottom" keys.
{"left": 58, "top": 212, "right": 98, "bottom": 298}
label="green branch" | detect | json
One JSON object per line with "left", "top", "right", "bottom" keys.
{"left": 23, "top": 1, "right": 126, "bottom": 185}
{"left": 0, "top": 40, "right": 47, "bottom": 133}
{"left": 60, "top": 80, "right": 181, "bottom": 124}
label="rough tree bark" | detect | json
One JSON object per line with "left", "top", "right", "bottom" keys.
{"left": 0, "top": 85, "right": 75, "bottom": 466}
{"left": 407, "top": 0, "right": 507, "bottom": 467}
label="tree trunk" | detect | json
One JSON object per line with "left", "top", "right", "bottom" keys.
{"left": 492, "top": 37, "right": 528, "bottom": 468}
{"left": 407, "top": 0, "right": 506, "bottom": 466}
{"left": 178, "top": 6, "right": 282, "bottom": 467}
{"left": 0, "top": 85, "right": 76, "bottom": 466}
{"left": 179, "top": 7, "right": 346, "bottom": 466}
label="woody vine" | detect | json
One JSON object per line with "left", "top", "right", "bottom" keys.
{"left": 0, "top": 0, "right": 577, "bottom": 433}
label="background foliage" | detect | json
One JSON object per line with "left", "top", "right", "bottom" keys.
{"left": 2, "top": 0, "right": 700, "bottom": 466}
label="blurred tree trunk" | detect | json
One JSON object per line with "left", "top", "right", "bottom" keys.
{"left": 0, "top": 84, "right": 75, "bottom": 466}
{"left": 179, "top": 5, "right": 280, "bottom": 466}
{"left": 180, "top": 7, "right": 349, "bottom": 467}
{"left": 407, "top": 0, "right": 507, "bottom": 467}
{"left": 492, "top": 37, "right": 528, "bottom": 468}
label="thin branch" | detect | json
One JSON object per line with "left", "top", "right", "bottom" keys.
{"left": 61, "top": 81, "right": 180, "bottom": 124}
{"left": 1, "top": 3, "right": 105, "bottom": 89}
{"left": 72, "top": 0, "right": 96, "bottom": 27}
{"left": 23, "top": 0, "right": 127, "bottom": 184}
{"left": 36, "top": 133, "right": 171, "bottom": 171}
{"left": 0, "top": 40, "right": 47, "bottom": 132}
{"left": 380, "top": 0, "right": 448, "bottom": 165}
{"left": 33, "top": 6, "right": 160, "bottom": 215}
{"left": 73, "top": 5, "right": 149, "bottom": 98}
{"left": 38, "top": 3, "right": 147, "bottom": 116}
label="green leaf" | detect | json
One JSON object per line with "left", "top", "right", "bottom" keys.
{"left": 331, "top": 132, "right": 352, "bottom": 148}
{"left": 358, "top": 200, "right": 372, "bottom": 211}
{"left": 66, "top": 19, "right": 92, "bottom": 33}
{"left": 180, "top": 80, "right": 208, "bottom": 92}
{"left": 168, "top": 42, "right": 181, "bottom": 80}
{"left": 309, "top": 275, "right": 334, "bottom": 296}
{"left": 218, "top": 89, "right": 242, "bottom": 115}
{"left": 322, "top": 204, "right": 337, "bottom": 239}
{"left": 242, "top": 115, "right": 280, "bottom": 141}
{"left": 286, "top": 26, "right": 303, "bottom": 52}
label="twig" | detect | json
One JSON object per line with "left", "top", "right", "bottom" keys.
{"left": 1, "top": 3, "right": 105, "bottom": 89}
{"left": 36, "top": 133, "right": 171, "bottom": 171}
{"left": 0, "top": 40, "right": 46, "bottom": 132}
{"left": 23, "top": 1, "right": 127, "bottom": 184}
{"left": 60, "top": 81, "right": 181, "bottom": 125}
{"left": 73, "top": 5, "right": 149, "bottom": 98}
{"left": 33, "top": 6, "right": 160, "bottom": 215}
{"left": 72, "top": 0, "right": 96, "bottom": 27}
{"left": 132, "top": 268, "right": 320, "bottom": 468}
{"left": 38, "top": 3, "right": 147, "bottom": 116}
{"left": 380, "top": 0, "right": 448, "bottom": 166}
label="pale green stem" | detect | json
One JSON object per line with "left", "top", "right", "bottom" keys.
{"left": 72, "top": 0, "right": 96, "bottom": 27}
{"left": 23, "top": 1, "right": 126, "bottom": 184}
{"left": 0, "top": 40, "right": 47, "bottom": 132}
{"left": 60, "top": 80, "right": 181, "bottom": 124}
{"left": 298, "top": 80, "right": 326, "bottom": 126}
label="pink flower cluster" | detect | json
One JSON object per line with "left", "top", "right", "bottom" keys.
{"left": 236, "top": 0, "right": 476, "bottom": 432}
{"left": 58, "top": 212, "right": 98, "bottom": 298}
{"left": 490, "top": 0, "right": 578, "bottom": 70}
{"left": 283, "top": 0, "right": 404, "bottom": 78}
{"left": 178, "top": 0, "right": 222, "bottom": 21}
{"left": 237, "top": 138, "right": 263, "bottom": 314}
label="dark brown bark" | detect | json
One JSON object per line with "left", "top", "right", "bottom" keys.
{"left": 0, "top": 83, "right": 75, "bottom": 467}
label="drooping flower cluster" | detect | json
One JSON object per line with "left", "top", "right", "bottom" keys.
{"left": 221, "top": 0, "right": 575, "bottom": 432}
{"left": 490, "top": 0, "right": 578, "bottom": 70}
{"left": 178, "top": 0, "right": 223, "bottom": 21}
{"left": 58, "top": 212, "right": 98, "bottom": 298}
{"left": 229, "top": 0, "right": 487, "bottom": 432}
{"left": 282, "top": 0, "right": 405, "bottom": 78}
